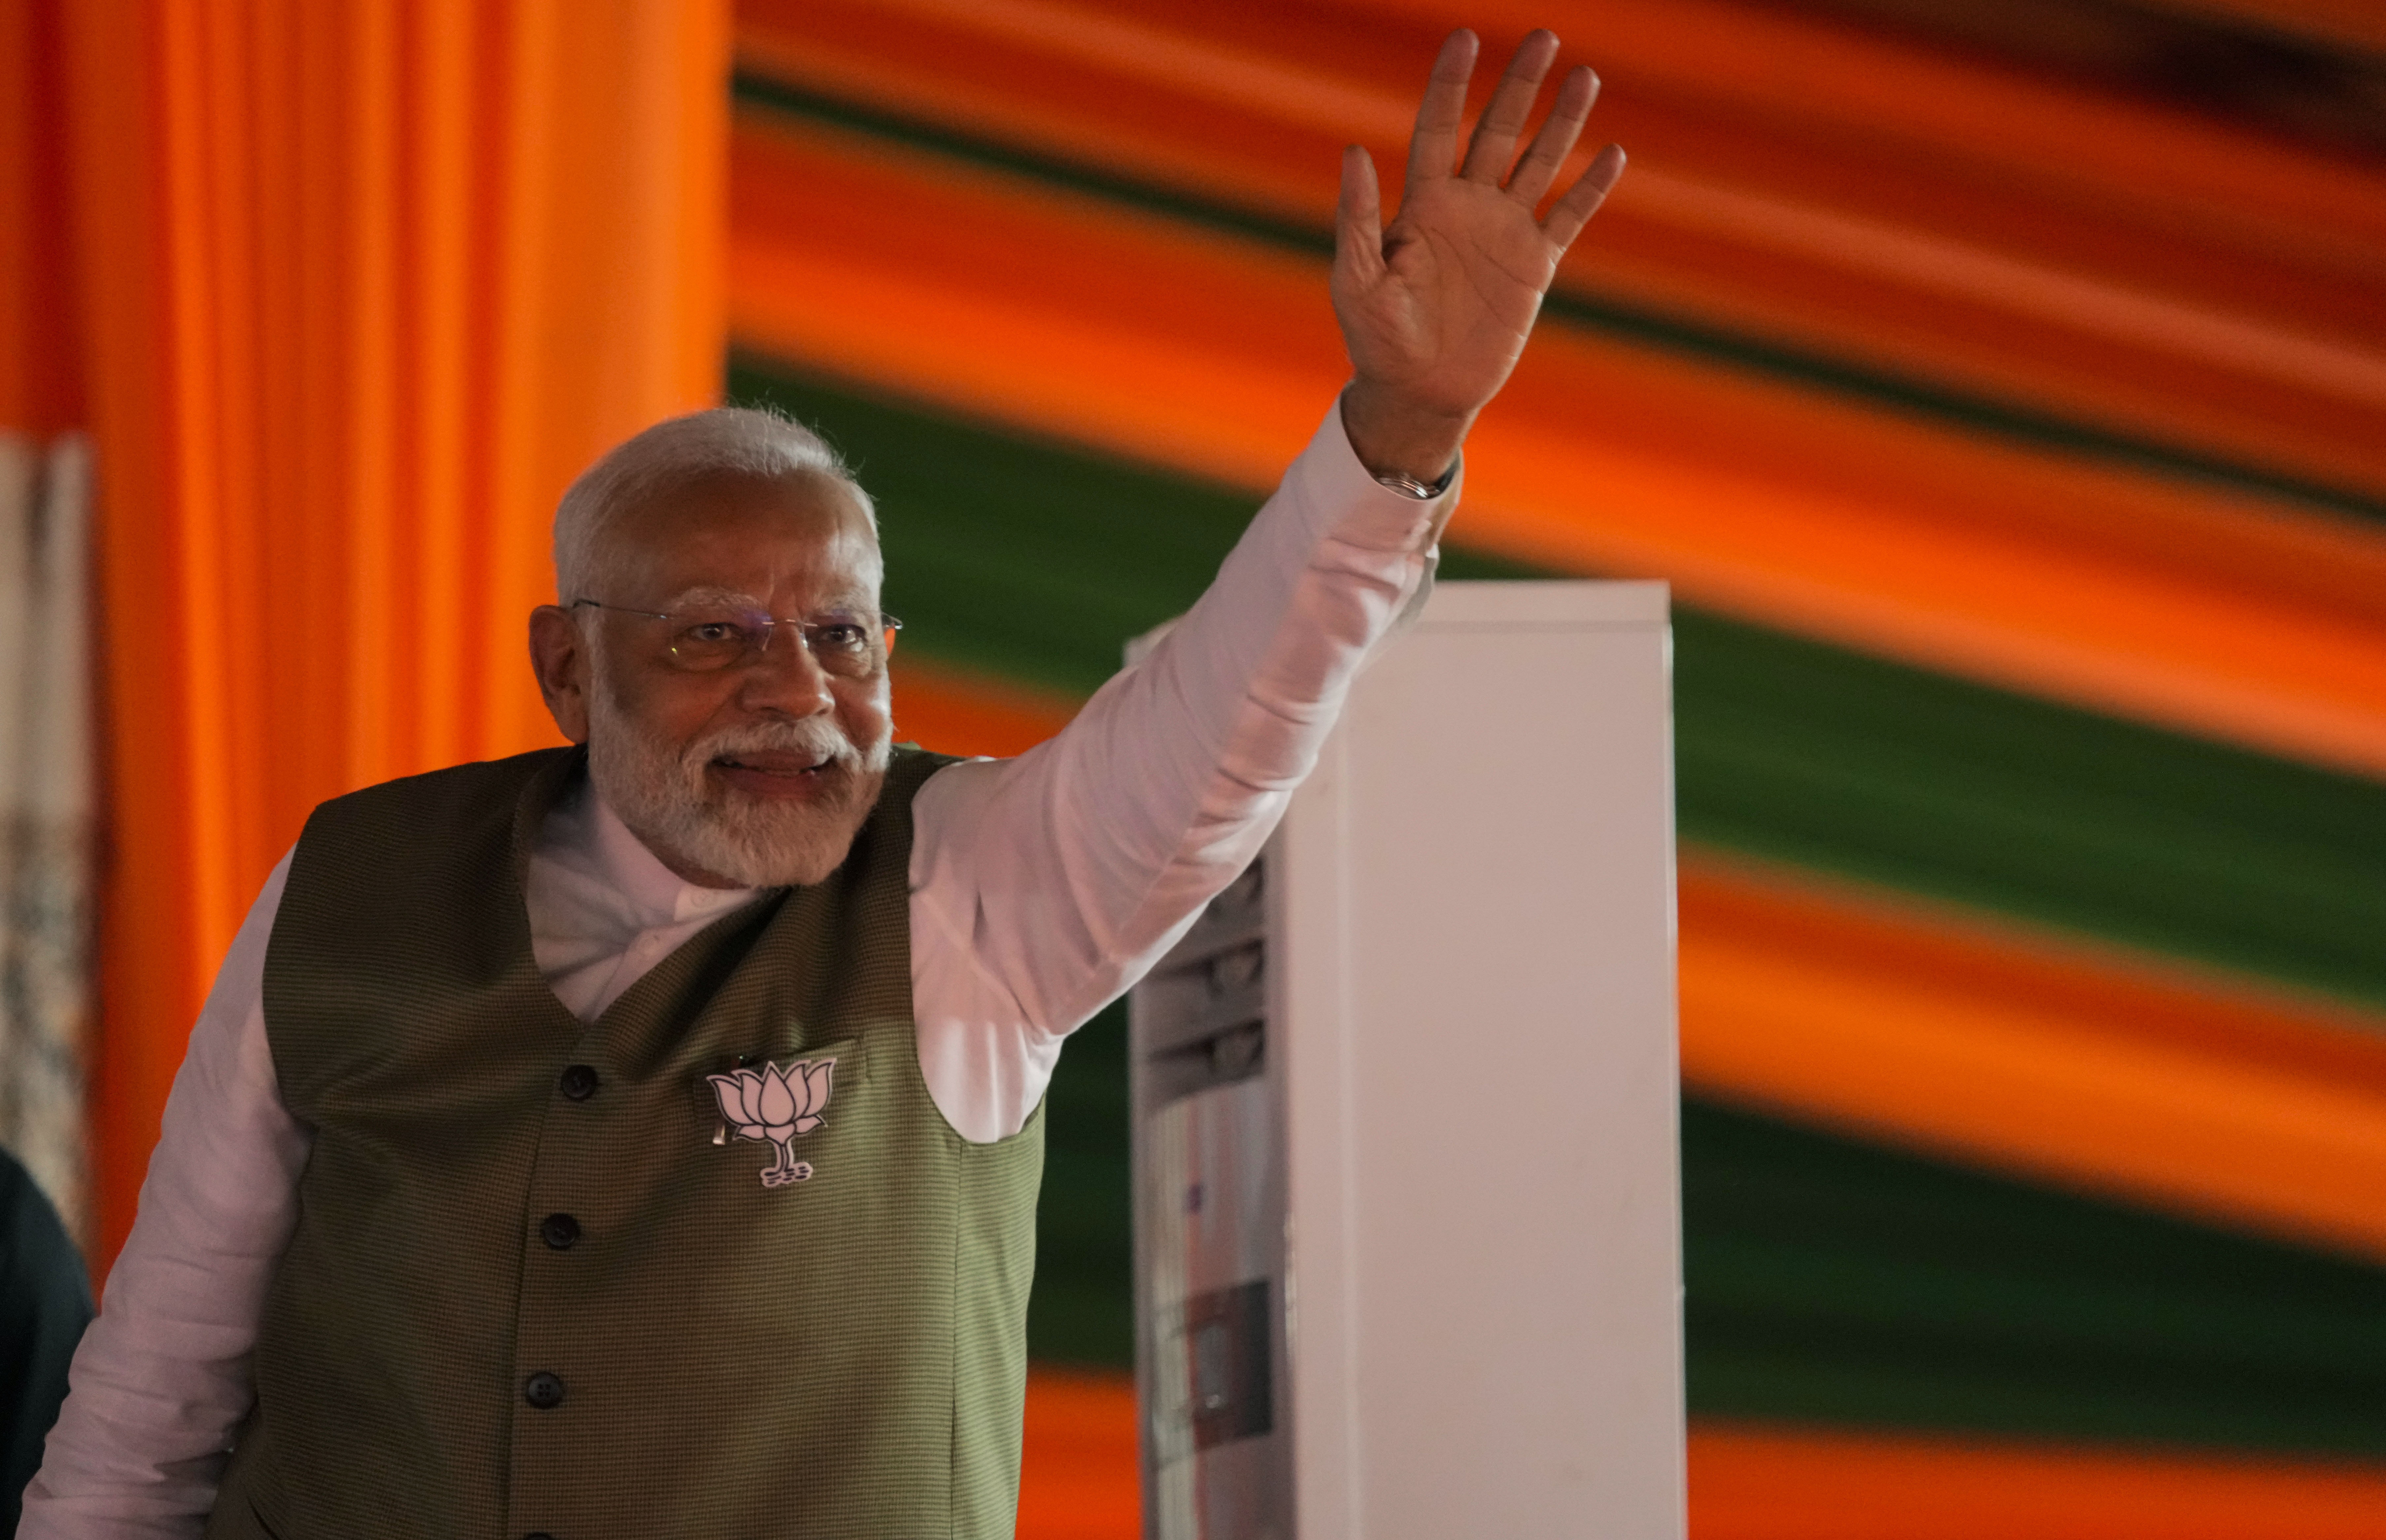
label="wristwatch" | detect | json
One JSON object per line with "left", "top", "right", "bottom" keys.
{"left": 1372, "top": 461, "right": 1458, "bottom": 500}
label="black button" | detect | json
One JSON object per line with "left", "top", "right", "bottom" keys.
{"left": 524, "top": 1534, "right": 555, "bottom": 1540}
{"left": 558, "top": 1064, "right": 599, "bottom": 1101}
{"left": 524, "top": 1371, "right": 565, "bottom": 1409}
{"left": 539, "top": 1213, "right": 580, "bottom": 1250}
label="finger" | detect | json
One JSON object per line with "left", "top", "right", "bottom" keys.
{"left": 1335, "top": 145, "right": 1386, "bottom": 286}
{"left": 1405, "top": 29, "right": 1479, "bottom": 188}
{"left": 1543, "top": 143, "right": 1626, "bottom": 252}
{"left": 1460, "top": 29, "right": 1560, "bottom": 185}
{"left": 1506, "top": 65, "right": 1598, "bottom": 208}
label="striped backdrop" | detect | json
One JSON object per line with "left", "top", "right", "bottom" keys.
{"left": 722, "top": 1, "right": 2386, "bottom": 1533}
{"left": 13, "top": 0, "right": 2383, "bottom": 1532}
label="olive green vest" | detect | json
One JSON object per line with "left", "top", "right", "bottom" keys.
{"left": 209, "top": 746, "right": 1045, "bottom": 1540}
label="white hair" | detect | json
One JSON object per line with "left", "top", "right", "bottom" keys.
{"left": 552, "top": 406, "right": 874, "bottom": 603}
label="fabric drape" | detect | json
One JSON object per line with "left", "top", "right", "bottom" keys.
{"left": 0, "top": 433, "right": 91, "bottom": 1241}
{"left": 37, "top": 0, "right": 731, "bottom": 1273}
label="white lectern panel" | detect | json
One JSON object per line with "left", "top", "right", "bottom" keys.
{"left": 1131, "top": 580, "right": 1683, "bottom": 1540}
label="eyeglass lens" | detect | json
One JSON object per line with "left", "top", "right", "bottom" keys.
{"left": 661, "top": 608, "right": 893, "bottom": 675}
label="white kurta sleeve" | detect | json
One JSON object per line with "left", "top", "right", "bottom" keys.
{"left": 909, "top": 394, "right": 1457, "bottom": 1143}
{"left": 19, "top": 855, "right": 313, "bottom": 1540}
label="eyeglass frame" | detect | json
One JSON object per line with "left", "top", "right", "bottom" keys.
{"left": 568, "top": 598, "right": 902, "bottom": 676}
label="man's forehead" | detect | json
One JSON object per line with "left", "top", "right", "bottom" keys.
{"left": 605, "top": 471, "right": 881, "bottom": 585}
{"left": 620, "top": 466, "right": 874, "bottom": 538}
{"left": 655, "top": 580, "right": 880, "bottom": 613}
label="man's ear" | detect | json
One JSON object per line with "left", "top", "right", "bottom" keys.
{"left": 529, "top": 605, "right": 592, "bottom": 744}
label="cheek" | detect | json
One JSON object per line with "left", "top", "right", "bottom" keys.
{"left": 603, "top": 656, "right": 727, "bottom": 743}
{"left": 832, "top": 678, "right": 893, "bottom": 745}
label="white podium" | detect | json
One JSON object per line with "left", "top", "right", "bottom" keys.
{"left": 1129, "top": 580, "right": 1685, "bottom": 1539}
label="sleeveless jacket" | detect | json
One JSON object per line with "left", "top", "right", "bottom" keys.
{"left": 208, "top": 745, "right": 1046, "bottom": 1540}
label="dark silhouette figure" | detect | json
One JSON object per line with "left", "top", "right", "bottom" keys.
{"left": 2, "top": 1150, "right": 91, "bottom": 1534}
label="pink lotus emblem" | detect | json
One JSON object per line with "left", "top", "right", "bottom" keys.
{"left": 706, "top": 1058, "right": 835, "bottom": 1188}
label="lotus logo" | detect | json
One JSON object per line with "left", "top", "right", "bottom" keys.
{"left": 706, "top": 1058, "right": 835, "bottom": 1188}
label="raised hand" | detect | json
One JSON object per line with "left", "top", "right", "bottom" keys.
{"left": 1333, "top": 29, "right": 1625, "bottom": 483}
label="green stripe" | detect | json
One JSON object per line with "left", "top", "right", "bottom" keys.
{"left": 731, "top": 74, "right": 2386, "bottom": 528}
{"left": 1026, "top": 999, "right": 1131, "bottom": 1367}
{"left": 731, "top": 359, "right": 2386, "bottom": 1011}
{"left": 1686, "top": 1097, "right": 2386, "bottom": 1455}
{"left": 1673, "top": 614, "right": 2386, "bottom": 1007}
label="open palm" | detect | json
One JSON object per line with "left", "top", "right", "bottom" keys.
{"left": 1333, "top": 30, "right": 1625, "bottom": 477}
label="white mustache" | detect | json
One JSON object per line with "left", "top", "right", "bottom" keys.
{"left": 684, "top": 717, "right": 860, "bottom": 777}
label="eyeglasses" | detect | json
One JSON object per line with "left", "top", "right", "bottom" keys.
{"left": 571, "top": 599, "right": 901, "bottom": 677}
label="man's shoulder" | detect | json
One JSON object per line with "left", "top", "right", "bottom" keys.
{"left": 323, "top": 746, "right": 577, "bottom": 816}
{"left": 297, "top": 746, "right": 579, "bottom": 868}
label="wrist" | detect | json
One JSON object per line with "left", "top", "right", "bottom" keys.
{"left": 1340, "top": 381, "right": 1472, "bottom": 486}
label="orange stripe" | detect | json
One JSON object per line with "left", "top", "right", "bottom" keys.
{"left": 343, "top": 0, "right": 401, "bottom": 790}
{"left": 1013, "top": 1371, "right": 2386, "bottom": 1540}
{"left": 1018, "top": 1369, "right": 1141, "bottom": 1540}
{"left": 891, "top": 656, "right": 1080, "bottom": 760}
{"left": 483, "top": 0, "right": 563, "bottom": 760}
{"left": 161, "top": 0, "right": 241, "bottom": 987}
{"left": 727, "top": 114, "right": 2386, "bottom": 781}
{"left": 64, "top": 0, "right": 205, "bottom": 1273}
{"left": 1682, "top": 853, "right": 2386, "bottom": 1263}
{"left": 1690, "top": 1421, "right": 2386, "bottom": 1540}
{"left": 734, "top": 0, "right": 2386, "bottom": 499}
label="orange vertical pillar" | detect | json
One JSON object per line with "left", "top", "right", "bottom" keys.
{"left": 58, "top": 0, "right": 730, "bottom": 1274}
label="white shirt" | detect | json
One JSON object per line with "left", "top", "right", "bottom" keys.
{"left": 21, "top": 399, "right": 1455, "bottom": 1537}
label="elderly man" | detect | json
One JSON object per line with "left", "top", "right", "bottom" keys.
{"left": 25, "top": 28, "right": 1622, "bottom": 1540}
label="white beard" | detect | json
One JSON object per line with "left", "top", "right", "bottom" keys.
{"left": 585, "top": 674, "right": 891, "bottom": 889}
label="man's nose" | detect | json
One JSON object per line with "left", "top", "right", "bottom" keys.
{"left": 732, "top": 625, "right": 836, "bottom": 716}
